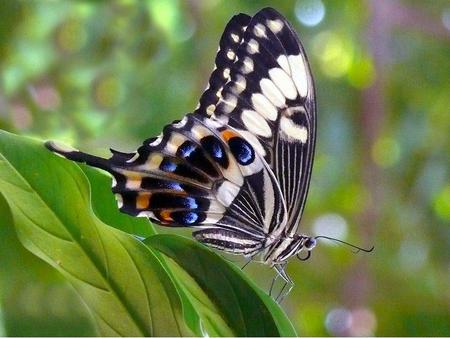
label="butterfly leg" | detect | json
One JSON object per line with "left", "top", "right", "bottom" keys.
{"left": 276, "top": 279, "right": 294, "bottom": 304}
{"left": 241, "top": 258, "right": 252, "bottom": 270}
{"left": 273, "top": 264, "right": 294, "bottom": 303}
{"left": 269, "top": 273, "right": 279, "bottom": 297}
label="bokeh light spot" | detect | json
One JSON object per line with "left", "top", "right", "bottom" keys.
{"left": 442, "top": 8, "right": 450, "bottom": 31}
{"left": 93, "top": 74, "right": 123, "bottom": 109}
{"left": 295, "top": 0, "right": 326, "bottom": 27}
{"left": 313, "top": 213, "right": 348, "bottom": 241}
{"left": 56, "top": 19, "right": 87, "bottom": 54}
{"left": 147, "top": 0, "right": 195, "bottom": 42}
{"left": 29, "top": 83, "right": 61, "bottom": 111}
{"left": 11, "top": 103, "right": 33, "bottom": 130}
{"left": 312, "top": 31, "right": 353, "bottom": 78}
{"left": 372, "top": 136, "right": 401, "bottom": 168}
{"left": 325, "top": 307, "right": 352, "bottom": 335}
{"left": 433, "top": 185, "right": 450, "bottom": 221}
{"left": 348, "top": 56, "right": 375, "bottom": 89}
{"left": 349, "top": 307, "right": 377, "bottom": 336}
{"left": 339, "top": 183, "right": 369, "bottom": 214}
{"left": 399, "top": 239, "right": 429, "bottom": 272}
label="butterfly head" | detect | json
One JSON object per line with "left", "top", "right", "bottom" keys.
{"left": 266, "top": 234, "right": 317, "bottom": 264}
{"left": 294, "top": 235, "right": 316, "bottom": 261}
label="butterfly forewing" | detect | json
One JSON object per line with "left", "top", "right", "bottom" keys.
{"left": 201, "top": 8, "right": 317, "bottom": 235}
{"left": 194, "top": 13, "right": 251, "bottom": 117}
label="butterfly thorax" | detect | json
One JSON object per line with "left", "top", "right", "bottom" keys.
{"left": 263, "top": 234, "right": 316, "bottom": 265}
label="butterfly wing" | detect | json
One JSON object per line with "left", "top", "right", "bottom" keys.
{"left": 46, "top": 7, "right": 315, "bottom": 256}
{"left": 199, "top": 8, "right": 317, "bottom": 236}
{"left": 46, "top": 112, "right": 285, "bottom": 245}
{"left": 194, "top": 13, "right": 251, "bottom": 117}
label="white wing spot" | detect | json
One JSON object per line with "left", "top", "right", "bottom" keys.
{"left": 280, "top": 116, "right": 308, "bottom": 143}
{"left": 288, "top": 54, "right": 308, "bottom": 98}
{"left": 223, "top": 67, "right": 230, "bottom": 79}
{"left": 206, "top": 104, "right": 216, "bottom": 115}
{"left": 238, "top": 130, "right": 266, "bottom": 157}
{"left": 276, "top": 55, "right": 291, "bottom": 75}
{"left": 241, "top": 109, "right": 272, "bottom": 137}
{"left": 137, "top": 210, "right": 156, "bottom": 218}
{"left": 203, "top": 117, "right": 224, "bottom": 129}
{"left": 231, "top": 33, "right": 240, "bottom": 43}
{"left": 251, "top": 93, "right": 278, "bottom": 121}
{"left": 254, "top": 23, "right": 267, "bottom": 38}
{"left": 263, "top": 170, "right": 275, "bottom": 231}
{"left": 166, "top": 133, "right": 186, "bottom": 154}
{"left": 216, "top": 181, "right": 240, "bottom": 206}
{"left": 226, "top": 49, "right": 235, "bottom": 60}
{"left": 149, "top": 134, "right": 163, "bottom": 146}
{"left": 173, "top": 116, "right": 188, "bottom": 128}
{"left": 260, "top": 78, "right": 286, "bottom": 108}
{"left": 268, "top": 67, "right": 298, "bottom": 100}
{"left": 221, "top": 94, "right": 237, "bottom": 113}
{"left": 47, "top": 141, "right": 79, "bottom": 154}
{"left": 247, "top": 39, "right": 259, "bottom": 54}
{"left": 233, "top": 74, "right": 247, "bottom": 94}
{"left": 216, "top": 87, "right": 223, "bottom": 98}
{"left": 267, "top": 19, "right": 284, "bottom": 34}
{"left": 126, "top": 152, "right": 140, "bottom": 163}
{"left": 241, "top": 57, "right": 254, "bottom": 74}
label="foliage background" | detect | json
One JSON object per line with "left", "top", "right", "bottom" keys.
{"left": 0, "top": 0, "right": 449, "bottom": 336}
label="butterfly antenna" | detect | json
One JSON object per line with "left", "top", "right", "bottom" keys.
{"left": 45, "top": 141, "right": 111, "bottom": 172}
{"left": 314, "top": 236, "right": 374, "bottom": 254}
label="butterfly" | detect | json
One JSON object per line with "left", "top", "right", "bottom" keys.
{"left": 47, "top": 7, "right": 328, "bottom": 301}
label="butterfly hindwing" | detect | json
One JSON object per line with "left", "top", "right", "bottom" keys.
{"left": 46, "top": 111, "right": 286, "bottom": 241}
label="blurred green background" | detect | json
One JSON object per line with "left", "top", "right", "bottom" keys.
{"left": 0, "top": 0, "right": 449, "bottom": 336}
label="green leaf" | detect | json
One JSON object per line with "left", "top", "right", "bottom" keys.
{"left": 0, "top": 130, "right": 194, "bottom": 336}
{"left": 146, "top": 234, "right": 298, "bottom": 337}
{"left": 0, "top": 130, "right": 297, "bottom": 337}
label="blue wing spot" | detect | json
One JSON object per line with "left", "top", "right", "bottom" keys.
{"left": 171, "top": 211, "right": 206, "bottom": 225}
{"left": 228, "top": 137, "right": 255, "bottom": 165}
{"left": 201, "top": 135, "right": 229, "bottom": 168}
{"left": 160, "top": 158, "right": 177, "bottom": 172}
{"left": 183, "top": 211, "right": 198, "bottom": 224}
{"left": 177, "top": 141, "right": 197, "bottom": 157}
{"left": 185, "top": 197, "right": 198, "bottom": 209}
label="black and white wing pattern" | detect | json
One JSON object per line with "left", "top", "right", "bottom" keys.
{"left": 46, "top": 7, "right": 316, "bottom": 257}
{"left": 195, "top": 8, "right": 317, "bottom": 236}
{"left": 194, "top": 13, "right": 251, "bottom": 117}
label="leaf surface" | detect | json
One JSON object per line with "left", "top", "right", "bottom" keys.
{"left": 0, "top": 131, "right": 193, "bottom": 337}
{"left": 0, "top": 130, "right": 297, "bottom": 337}
{"left": 147, "top": 234, "right": 297, "bottom": 337}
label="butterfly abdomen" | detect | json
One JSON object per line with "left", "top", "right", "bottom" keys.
{"left": 193, "top": 228, "right": 264, "bottom": 255}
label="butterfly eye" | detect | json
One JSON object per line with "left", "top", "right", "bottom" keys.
{"left": 228, "top": 137, "right": 255, "bottom": 165}
{"left": 304, "top": 238, "right": 317, "bottom": 250}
